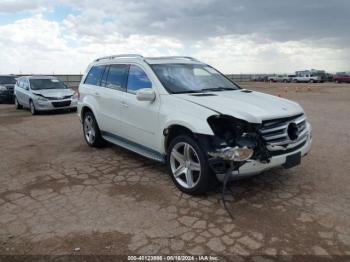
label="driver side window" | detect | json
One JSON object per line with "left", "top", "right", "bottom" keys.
{"left": 127, "top": 65, "right": 152, "bottom": 94}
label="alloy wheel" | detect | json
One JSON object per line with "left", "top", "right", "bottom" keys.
{"left": 170, "top": 142, "right": 201, "bottom": 189}
{"left": 84, "top": 115, "right": 96, "bottom": 144}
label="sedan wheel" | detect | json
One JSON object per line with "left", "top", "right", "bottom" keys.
{"left": 15, "top": 97, "right": 22, "bottom": 109}
{"left": 30, "top": 101, "right": 36, "bottom": 115}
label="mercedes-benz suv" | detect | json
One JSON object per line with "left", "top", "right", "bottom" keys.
{"left": 78, "top": 55, "right": 312, "bottom": 195}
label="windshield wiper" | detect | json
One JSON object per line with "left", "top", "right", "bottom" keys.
{"left": 201, "top": 87, "right": 237, "bottom": 92}
{"left": 173, "top": 90, "right": 203, "bottom": 94}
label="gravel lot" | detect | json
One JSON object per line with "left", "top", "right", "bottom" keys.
{"left": 0, "top": 82, "right": 350, "bottom": 260}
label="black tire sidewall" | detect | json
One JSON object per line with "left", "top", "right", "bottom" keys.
{"left": 166, "top": 135, "right": 216, "bottom": 195}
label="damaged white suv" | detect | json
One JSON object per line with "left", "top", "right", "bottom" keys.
{"left": 78, "top": 55, "right": 312, "bottom": 195}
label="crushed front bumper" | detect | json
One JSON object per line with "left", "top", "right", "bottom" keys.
{"left": 215, "top": 125, "right": 312, "bottom": 182}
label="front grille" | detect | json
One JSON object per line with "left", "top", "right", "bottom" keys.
{"left": 46, "top": 95, "right": 72, "bottom": 100}
{"left": 260, "top": 114, "right": 308, "bottom": 155}
{"left": 52, "top": 100, "right": 71, "bottom": 108}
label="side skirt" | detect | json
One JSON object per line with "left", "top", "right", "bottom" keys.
{"left": 101, "top": 131, "right": 166, "bottom": 163}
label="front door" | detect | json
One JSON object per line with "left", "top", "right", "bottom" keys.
{"left": 120, "top": 64, "right": 160, "bottom": 151}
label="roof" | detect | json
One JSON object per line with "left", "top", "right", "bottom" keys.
{"left": 92, "top": 54, "right": 204, "bottom": 65}
{"left": 19, "top": 75, "right": 58, "bottom": 80}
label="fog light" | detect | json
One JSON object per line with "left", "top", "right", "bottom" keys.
{"left": 209, "top": 146, "right": 254, "bottom": 162}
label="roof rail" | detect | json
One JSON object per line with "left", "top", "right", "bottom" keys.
{"left": 94, "top": 54, "right": 144, "bottom": 62}
{"left": 146, "top": 56, "right": 200, "bottom": 62}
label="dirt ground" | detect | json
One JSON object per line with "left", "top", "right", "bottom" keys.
{"left": 0, "top": 82, "right": 350, "bottom": 260}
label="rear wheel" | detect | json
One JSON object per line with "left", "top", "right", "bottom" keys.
{"left": 15, "top": 97, "right": 23, "bottom": 109}
{"left": 167, "top": 135, "right": 217, "bottom": 195}
{"left": 83, "top": 111, "right": 104, "bottom": 147}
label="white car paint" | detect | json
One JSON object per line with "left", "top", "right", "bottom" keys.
{"left": 78, "top": 55, "right": 312, "bottom": 179}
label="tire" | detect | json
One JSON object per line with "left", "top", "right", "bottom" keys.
{"left": 310, "top": 79, "right": 315, "bottom": 83}
{"left": 15, "top": 97, "right": 23, "bottom": 109}
{"left": 83, "top": 111, "right": 104, "bottom": 147}
{"left": 167, "top": 135, "right": 217, "bottom": 195}
{"left": 29, "top": 100, "right": 37, "bottom": 115}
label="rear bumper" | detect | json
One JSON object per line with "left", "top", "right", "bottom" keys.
{"left": 34, "top": 99, "right": 78, "bottom": 111}
{"left": 216, "top": 127, "right": 312, "bottom": 181}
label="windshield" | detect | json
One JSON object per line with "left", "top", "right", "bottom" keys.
{"left": 29, "top": 79, "right": 67, "bottom": 90}
{"left": 151, "top": 64, "right": 239, "bottom": 94}
{"left": 0, "top": 76, "right": 16, "bottom": 84}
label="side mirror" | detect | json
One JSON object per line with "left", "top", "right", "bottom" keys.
{"left": 136, "top": 88, "right": 156, "bottom": 102}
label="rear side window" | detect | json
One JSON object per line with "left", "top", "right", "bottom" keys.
{"left": 127, "top": 65, "right": 152, "bottom": 94}
{"left": 84, "top": 65, "right": 105, "bottom": 86}
{"left": 105, "top": 64, "right": 128, "bottom": 91}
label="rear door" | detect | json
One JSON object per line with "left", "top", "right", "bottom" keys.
{"left": 120, "top": 64, "right": 161, "bottom": 151}
{"left": 82, "top": 65, "right": 107, "bottom": 129}
{"left": 22, "top": 79, "right": 31, "bottom": 107}
{"left": 15, "top": 79, "right": 24, "bottom": 104}
{"left": 98, "top": 64, "right": 129, "bottom": 135}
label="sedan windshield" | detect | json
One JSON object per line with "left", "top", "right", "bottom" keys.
{"left": 30, "top": 79, "right": 67, "bottom": 90}
{"left": 151, "top": 64, "right": 239, "bottom": 94}
{"left": 0, "top": 76, "right": 16, "bottom": 84}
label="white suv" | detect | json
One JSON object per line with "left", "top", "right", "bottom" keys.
{"left": 78, "top": 55, "right": 312, "bottom": 195}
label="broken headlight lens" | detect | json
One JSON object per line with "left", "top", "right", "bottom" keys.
{"left": 209, "top": 146, "right": 254, "bottom": 162}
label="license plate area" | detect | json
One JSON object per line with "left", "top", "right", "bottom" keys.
{"left": 283, "top": 152, "right": 301, "bottom": 169}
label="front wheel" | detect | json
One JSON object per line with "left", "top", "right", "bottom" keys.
{"left": 167, "top": 135, "right": 217, "bottom": 195}
{"left": 30, "top": 100, "right": 37, "bottom": 115}
{"left": 15, "top": 97, "right": 23, "bottom": 109}
{"left": 83, "top": 111, "right": 104, "bottom": 147}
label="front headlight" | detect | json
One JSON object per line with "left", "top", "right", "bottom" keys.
{"left": 0, "top": 85, "right": 7, "bottom": 91}
{"left": 209, "top": 146, "right": 254, "bottom": 162}
{"left": 35, "top": 95, "right": 48, "bottom": 102}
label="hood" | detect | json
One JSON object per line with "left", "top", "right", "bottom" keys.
{"left": 174, "top": 89, "right": 304, "bottom": 123}
{"left": 32, "top": 89, "right": 74, "bottom": 98}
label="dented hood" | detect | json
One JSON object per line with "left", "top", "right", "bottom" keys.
{"left": 174, "top": 90, "right": 304, "bottom": 123}
{"left": 32, "top": 89, "right": 74, "bottom": 98}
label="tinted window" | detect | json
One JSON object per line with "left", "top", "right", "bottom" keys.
{"left": 84, "top": 66, "right": 105, "bottom": 86}
{"left": 127, "top": 65, "right": 152, "bottom": 94}
{"left": 105, "top": 64, "right": 128, "bottom": 91}
{"left": 30, "top": 79, "right": 67, "bottom": 90}
{"left": 0, "top": 76, "right": 16, "bottom": 84}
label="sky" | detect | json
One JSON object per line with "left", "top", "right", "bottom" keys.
{"left": 0, "top": 0, "right": 349, "bottom": 74}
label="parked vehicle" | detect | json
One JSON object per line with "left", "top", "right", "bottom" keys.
{"left": 14, "top": 76, "right": 78, "bottom": 115}
{"left": 0, "top": 75, "right": 17, "bottom": 103}
{"left": 333, "top": 72, "right": 350, "bottom": 83}
{"left": 268, "top": 75, "right": 291, "bottom": 83}
{"left": 78, "top": 55, "right": 312, "bottom": 195}
{"left": 293, "top": 70, "right": 324, "bottom": 83}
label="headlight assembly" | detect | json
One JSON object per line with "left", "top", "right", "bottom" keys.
{"left": 34, "top": 95, "right": 48, "bottom": 102}
{"left": 0, "top": 85, "right": 7, "bottom": 91}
